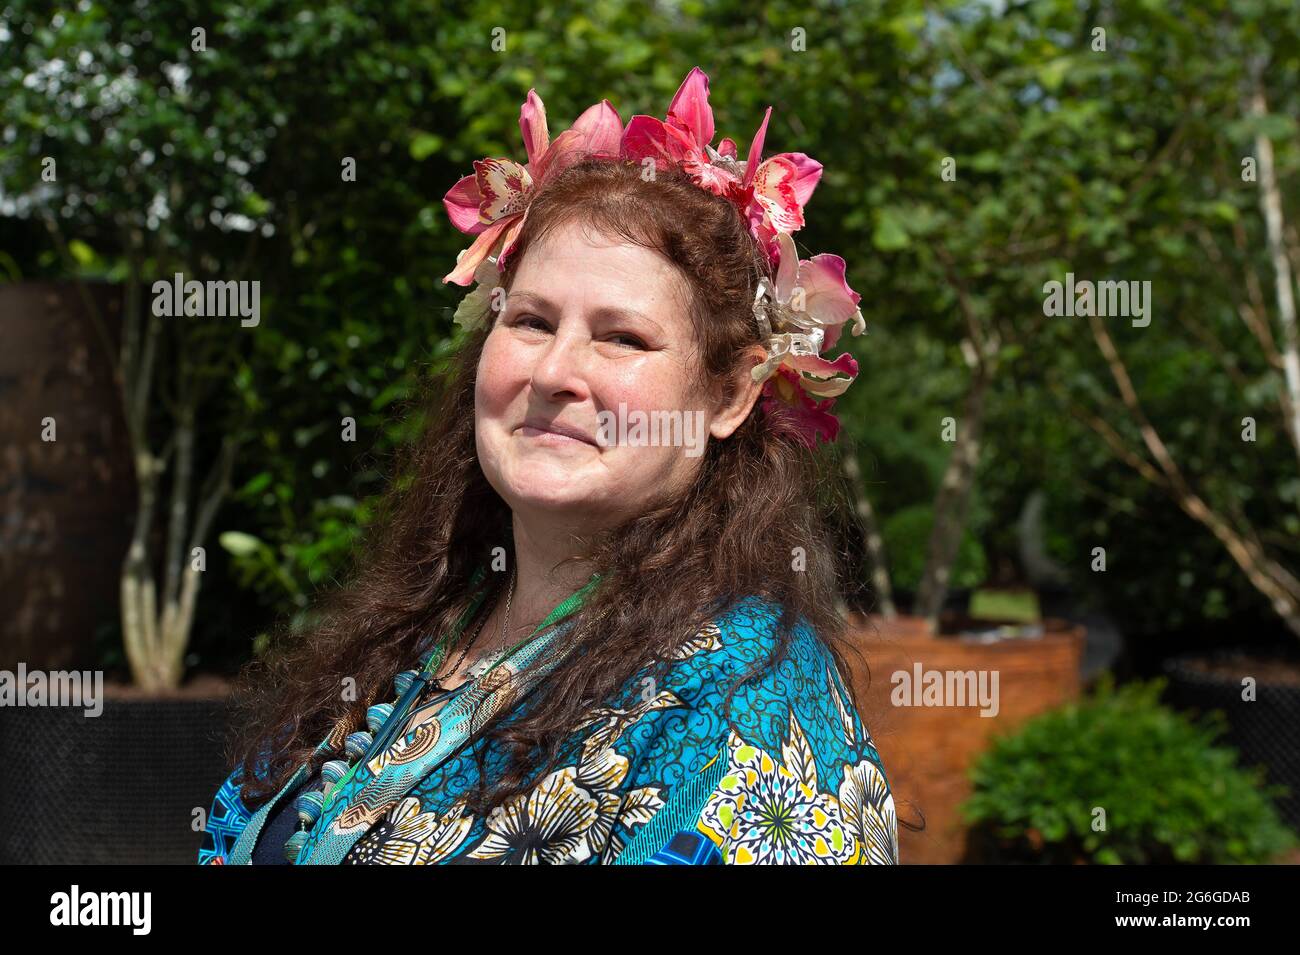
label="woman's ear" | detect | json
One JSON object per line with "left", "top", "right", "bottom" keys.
{"left": 709, "top": 344, "right": 768, "bottom": 440}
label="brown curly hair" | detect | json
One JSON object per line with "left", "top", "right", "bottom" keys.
{"left": 227, "top": 158, "right": 885, "bottom": 824}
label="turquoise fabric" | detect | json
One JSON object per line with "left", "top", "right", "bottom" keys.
{"left": 199, "top": 596, "right": 898, "bottom": 865}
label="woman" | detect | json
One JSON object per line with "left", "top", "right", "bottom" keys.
{"left": 199, "top": 67, "right": 899, "bottom": 865}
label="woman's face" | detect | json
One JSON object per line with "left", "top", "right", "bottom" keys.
{"left": 475, "top": 220, "right": 754, "bottom": 529}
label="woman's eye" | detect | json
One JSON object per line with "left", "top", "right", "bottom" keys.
{"left": 607, "top": 333, "right": 647, "bottom": 349}
{"left": 508, "top": 314, "right": 643, "bottom": 349}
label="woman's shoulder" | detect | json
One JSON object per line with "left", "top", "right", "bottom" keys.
{"left": 664, "top": 594, "right": 836, "bottom": 675}
{"left": 640, "top": 595, "right": 887, "bottom": 786}
{"left": 671, "top": 597, "right": 862, "bottom": 713}
{"left": 608, "top": 596, "right": 898, "bottom": 864}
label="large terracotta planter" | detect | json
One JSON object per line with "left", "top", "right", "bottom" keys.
{"left": 844, "top": 614, "right": 1086, "bottom": 864}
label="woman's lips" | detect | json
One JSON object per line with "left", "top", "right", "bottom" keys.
{"left": 519, "top": 421, "right": 597, "bottom": 446}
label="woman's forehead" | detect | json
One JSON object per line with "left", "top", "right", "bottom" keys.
{"left": 511, "top": 221, "right": 691, "bottom": 317}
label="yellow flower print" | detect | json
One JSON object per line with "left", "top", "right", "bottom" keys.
{"left": 698, "top": 713, "right": 855, "bottom": 864}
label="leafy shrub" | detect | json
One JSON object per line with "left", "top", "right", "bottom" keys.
{"left": 881, "top": 503, "right": 988, "bottom": 594}
{"left": 961, "top": 675, "right": 1297, "bottom": 864}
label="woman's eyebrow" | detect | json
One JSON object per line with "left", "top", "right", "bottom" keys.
{"left": 504, "top": 289, "right": 556, "bottom": 313}
{"left": 508, "top": 289, "right": 663, "bottom": 332}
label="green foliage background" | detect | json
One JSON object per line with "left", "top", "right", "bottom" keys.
{"left": 3, "top": 0, "right": 1299, "bottom": 672}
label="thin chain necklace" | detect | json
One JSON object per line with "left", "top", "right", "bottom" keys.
{"left": 471, "top": 567, "right": 516, "bottom": 677}
{"left": 435, "top": 568, "right": 514, "bottom": 688}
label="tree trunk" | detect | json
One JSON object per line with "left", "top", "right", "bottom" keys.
{"left": 1250, "top": 83, "right": 1300, "bottom": 471}
{"left": 914, "top": 360, "right": 990, "bottom": 631}
{"left": 841, "top": 442, "right": 896, "bottom": 618}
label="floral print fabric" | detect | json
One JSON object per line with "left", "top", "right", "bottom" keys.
{"left": 198, "top": 597, "right": 898, "bottom": 865}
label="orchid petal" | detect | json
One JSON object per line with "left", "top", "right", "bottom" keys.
{"left": 783, "top": 351, "right": 859, "bottom": 394}
{"left": 443, "top": 172, "right": 487, "bottom": 235}
{"left": 519, "top": 90, "right": 549, "bottom": 167}
{"left": 473, "top": 158, "right": 532, "bottom": 224}
{"left": 443, "top": 219, "right": 513, "bottom": 286}
{"left": 774, "top": 232, "right": 799, "bottom": 302}
{"left": 751, "top": 155, "right": 805, "bottom": 233}
{"left": 743, "top": 107, "right": 773, "bottom": 187}
{"left": 773, "top": 152, "right": 823, "bottom": 208}
{"left": 761, "top": 368, "right": 841, "bottom": 447}
{"left": 620, "top": 114, "right": 699, "bottom": 169}
{"left": 796, "top": 253, "right": 863, "bottom": 349}
{"left": 749, "top": 223, "right": 782, "bottom": 265}
{"left": 796, "top": 372, "right": 854, "bottom": 399}
{"left": 529, "top": 126, "right": 587, "bottom": 183}
{"left": 683, "top": 156, "right": 740, "bottom": 197}
{"left": 494, "top": 214, "right": 528, "bottom": 274}
{"left": 666, "top": 66, "right": 714, "bottom": 148}
{"left": 571, "top": 99, "right": 624, "bottom": 158}
{"left": 718, "top": 137, "right": 738, "bottom": 159}
{"left": 774, "top": 397, "right": 840, "bottom": 446}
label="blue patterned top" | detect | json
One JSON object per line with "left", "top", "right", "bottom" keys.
{"left": 198, "top": 597, "right": 898, "bottom": 865}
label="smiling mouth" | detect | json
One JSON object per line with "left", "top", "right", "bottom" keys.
{"left": 518, "top": 422, "right": 597, "bottom": 447}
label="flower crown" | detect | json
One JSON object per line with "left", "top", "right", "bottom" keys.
{"left": 442, "top": 67, "right": 864, "bottom": 447}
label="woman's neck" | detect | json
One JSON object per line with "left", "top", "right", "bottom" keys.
{"left": 476, "top": 511, "right": 596, "bottom": 651}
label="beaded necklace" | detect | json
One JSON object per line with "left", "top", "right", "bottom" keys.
{"left": 280, "top": 574, "right": 511, "bottom": 862}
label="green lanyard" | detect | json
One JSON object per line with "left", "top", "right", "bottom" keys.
{"left": 323, "top": 569, "right": 601, "bottom": 810}
{"left": 456, "top": 570, "right": 601, "bottom": 679}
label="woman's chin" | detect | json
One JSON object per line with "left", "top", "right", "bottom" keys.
{"left": 492, "top": 459, "right": 608, "bottom": 512}
{"left": 507, "top": 484, "right": 610, "bottom": 516}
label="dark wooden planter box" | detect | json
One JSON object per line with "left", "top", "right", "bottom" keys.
{"left": 0, "top": 691, "right": 232, "bottom": 864}
{"left": 1162, "top": 651, "right": 1300, "bottom": 832}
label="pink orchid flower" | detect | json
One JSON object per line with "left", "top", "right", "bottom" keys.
{"left": 620, "top": 67, "right": 742, "bottom": 198}
{"left": 751, "top": 232, "right": 865, "bottom": 396}
{"left": 761, "top": 366, "right": 843, "bottom": 448}
{"left": 443, "top": 91, "right": 622, "bottom": 286}
{"left": 619, "top": 67, "right": 823, "bottom": 261}
{"left": 738, "top": 109, "right": 823, "bottom": 262}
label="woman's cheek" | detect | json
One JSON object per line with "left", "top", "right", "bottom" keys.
{"left": 598, "top": 358, "right": 687, "bottom": 415}
{"left": 477, "top": 334, "right": 524, "bottom": 415}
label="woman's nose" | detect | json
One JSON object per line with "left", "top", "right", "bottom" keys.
{"left": 528, "top": 328, "right": 590, "bottom": 402}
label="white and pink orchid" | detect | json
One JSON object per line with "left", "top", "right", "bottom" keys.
{"left": 752, "top": 232, "right": 864, "bottom": 391}
{"left": 751, "top": 232, "right": 866, "bottom": 446}
{"left": 738, "top": 108, "right": 823, "bottom": 263}
{"left": 442, "top": 91, "right": 622, "bottom": 286}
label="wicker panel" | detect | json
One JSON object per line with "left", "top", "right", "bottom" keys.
{"left": 0, "top": 698, "right": 232, "bottom": 864}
